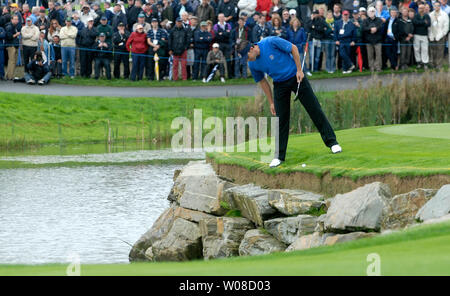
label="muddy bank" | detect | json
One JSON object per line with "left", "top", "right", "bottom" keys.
{"left": 207, "top": 159, "right": 450, "bottom": 197}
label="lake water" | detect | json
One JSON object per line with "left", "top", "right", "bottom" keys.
{"left": 0, "top": 149, "right": 204, "bottom": 264}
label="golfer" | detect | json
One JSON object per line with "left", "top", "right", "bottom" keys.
{"left": 248, "top": 36, "right": 342, "bottom": 168}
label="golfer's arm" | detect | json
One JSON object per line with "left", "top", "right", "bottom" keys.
{"left": 291, "top": 44, "right": 302, "bottom": 73}
{"left": 259, "top": 78, "right": 274, "bottom": 106}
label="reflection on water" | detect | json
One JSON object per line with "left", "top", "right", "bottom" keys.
{"left": 0, "top": 149, "right": 206, "bottom": 264}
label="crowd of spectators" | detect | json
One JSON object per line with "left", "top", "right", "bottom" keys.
{"left": 0, "top": 0, "right": 449, "bottom": 84}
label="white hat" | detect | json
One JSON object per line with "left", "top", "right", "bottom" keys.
{"left": 212, "top": 43, "right": 219, "bottom": 48}
{"left": 359, "top": 7, "right": 367, "bottom": 12}
{"left": 87, "top": 16, "right": 94, "bottom": 22}
{"left": 289, "top": 9, "right": 296, "bottom": 15}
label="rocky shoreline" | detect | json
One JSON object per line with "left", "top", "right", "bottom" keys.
{"left": 129, "top": 160, "right": 450, "bottom": 262}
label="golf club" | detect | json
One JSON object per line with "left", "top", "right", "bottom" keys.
{"left": 295, "top": 33, "right": 311, "bottom": 100}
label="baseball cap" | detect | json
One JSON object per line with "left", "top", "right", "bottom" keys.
{"left": 342, "top": 10, "right": 350, "bottom": 15}
{"left": 118, "top": 22, "right": 125, "bottom": 26}
{"left": 240, "top": 12, "right": 248, "bottom": 17}
{"left": 212, "top": 43, "right": 219, "bottom": 48}
{"left": 359, "top": 7, "right": 367, "bottom": 12}
{"left": 10, "top": 3, "right": 19, "bottom": 8}
{"left": 66, "top": 16, "right": 72, "bottom": 21}
{"left": 87, "top": 17, "right": 94, "bottom": 22}
{"left": 289, "top": 9, "right": 296, "bottom": 15}
{"left": 176, "top": 17, "right": 182, "bottom": 22}
{"left": 138, "top": 13, "right": 145, "bottom": 18}
{"left": 101, "top": 15, "right": 107, "bottom": 20}
{"left": 151, "top": 18, "right": 158, "bottom": 22}
{"left": 200, "top": 21, "right": 207, "bottom": 26}
{"left": 99, "top": 32, "right": 106, "bottom": 37}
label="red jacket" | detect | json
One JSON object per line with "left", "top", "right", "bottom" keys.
{"left": 126, "top": 31, "right": 149, "bottom": 54}
{"left": 256, "top": 0, "right": 272, "bottom": 14}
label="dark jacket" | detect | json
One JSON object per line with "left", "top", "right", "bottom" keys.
{"left": 412, "top": 13, "right": 431, "bottom": 36}
{"left": 361, "top": 17, "right": 384, "bottom": 44}
{"left": 112, "top": 30, "right": 130, "bottom": 51}
{"left": 27, "top": 60, "right": 50, "bottom": 80}
{"left": 147, "top": 28, "right": 169, "bottom": 56}
{"left": 305, "top": 16, "right": 328, "bottom": 40}
{"left": 397, "top": 17, "right": 414, "bottom": 42}
{"left": 111, "top": 11, "right": 128, "bottom": 32}
{"left": 72, "top": 20, "right": 85, "bottom": 46}
{"left": 169, "top": 25, "right": 189, "bottom": 55}
{"left": 96, "top": 24, "right": 113, "bottom": 42}
{"left": 217, "top": 1, "right": 237, "bottom": 22}
{"left": 232, "top": 25, "right": 250, "bottom": 53}
{"left": 5, "top": 22, "right": 21, "bottom": 47}
{"left": 126, "top": 5, "right": 142, "bottom": 29}
{"left": 195, "top": 4, "right": 215, "bottom": 22}
{"left": 94, "top": 39, "right": 112, "bottom": 59}
{"left": 79, "top": 26, "right": 98, "bottom": 48}
{"left": 0, "top": 26, "right": 5, "bottom": 46}
{"left": 174, "top": 3, "right": 193, "bottom": 18}
{"left": 194, "top": 29, "right": 213, "bottom": 50}
{"left": 251, "top": 23, "right": 272, "bottom": 43}
{"left": 213, "top": 22, "right": 233, "bottom": 44}
{"left": 287, "top": 27, "right": 307, "bottom": 48}
{"left": 383, "top": 17, "right": 400, "bottom": 41}
{"left": 334, "top": 19, "right": 357, "bottom": 43}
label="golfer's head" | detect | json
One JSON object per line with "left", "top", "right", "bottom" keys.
{"left": 248, "top": 43, "right": 260, "bottom": 61}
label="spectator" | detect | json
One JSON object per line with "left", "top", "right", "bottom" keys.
{"left": 92, "top": 2, "right": 105, "bottom": 27}
{"left": 283, "top": 0, "right": 298, "bottom": 11}
{"left": 29, "top": 7, "right": 40, "bottom": 24}
{"left": 162, "top": 0, "right": 175, "bottom": 23}
{"left": 175, "top": 0, "right": 194, "bottom": 19}
{"left": 383, "top": 7, "right": 400, "bottom": 70}
{"left": 79, "top": 4, "right": 97, "bottom": 27}
{"left": 37, "top": 30, "right": 52, "bottom": 65}
{"left": 335, "top": 10, "right": 357, "bottom": 73}
{"left": 113, "top": 22, "right": 130, "bottom": 79}
{"left": 296, "top": 0, "right": 310, "bottom": 24}
{"left": 397, "top": 7, "right": 414, "bottom": 70}
{"left": 147, "top": 17, "right": 169, "bottom": 80}
{"left": 412, "top": 4, "right": 431, "bottom": 68}
{"left": 306, "top": 9, "right": 328, "bottom": 73}
{"left": 252, "top": 11, "right": 272, "bottom": 42}
{"left": 441, "top": 0, "right": 450, "bottom": 14}
{"left": 362, "top": 7, "right": 383, "bottom": 72}
{"left": 0, "top": 24, "right": 5, "bottom": 80}
{"left": 233, "top": 16, "right": 251, "bottom": 78}
{"left": 111, "top": 3, "right": 128, "bottom": 32}
{"left": 281, "top": 9, "right": 291, "bottom": 29}
{"left": 22, "top": 4, "right": 32, "bottom": 22}
{"left": 218, "top": 0, "right": 238, "bottom": 25}
{"left": 214, "top": 13, "right": 233, "bottom": 78}
{"left": 287, "top": 17, "right": 308, "bottom": 72}
{"left": 169, "top": 17, "right": 189, "bottom": 80}
{"left": 47, "top": 19, "right": 61, "bottom": 42}
{"left": 127, "top": 0, "right": 143, "bottom": 30}
{"left": 324, "top": 10, "right": 336, "bottom": 73}
{"left": 53, "top": 2, "right": 65, "bottom": 26}
{"left": 21, "top": 17, "right": 40, "bottom": 66}
{"left": 60, "top": 16, "right": 78, "bottom": 78}
{"left": 24, "top": 51, "right": 52, "bottom": 85}
{"left": 375, "top": 0, "right": 389, "bottom": 21}
{"left": 206, "top": 42, "right": 226, "bottom": 82}
{"left": 384, "top": 0, "right": 398, "bottom": 12}
{"left": 126, "top": 23, "right": 149, "bottom": 81}
{"left": 271, "top": 0, "right": 285, "bottom": 17}
{"left": 50, "top": 34, "right": 62, "bottom": 78}
{"left": 313, "top": 0, "right": 328, "bottom": 12}
{"left": 271, "top": 13, "right": 287, "bottom": 39}
{"left": 78, "top": 17, "right": 97, "bottom": 78}
{"left": 428, "top": 1, "right": 449, "bottom": 68}
{"left": 133, "top": 13, "right": 151, "bottom": 33}
{"left": 104, "top": 2, "right": 114, "bottom": 23}
{"left": 97, "top": 16, "right": 113, "bottom": 43}
{"left": 193, "top": 20, "right": 213, "bottom": 81}
{"left": 333, "top": 3, "right": 342, "bottom": 21}
{"left": 143, "top": 3, "right": 153, "bottom": 24}
{"left": 238, "top": 0, "right": 257, "bottom": 20}
{"left": 0, "top": 6, "right": 11, "bottom": 28}
{"left": 35, "top": 8, "right": 50, "bottom": 33}
{"left": 94, "top": 32, "right": 112, "bottom": 80}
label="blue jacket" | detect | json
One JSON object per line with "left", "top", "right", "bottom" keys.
{"left": 37, "top": 38, "right": 53, "bottom": 64}
{"left": 194, "top": 29, "right": 212, "bottom": 50}
{"left": 251, "top": 23, "right": 272, "bottom": 43}
{"left": 287, "top": 27, "right": 307, "bottom": 49}
{"left": 0, "top": 27, "right": 5, "bottom": 46}
{"left": 334, "top": 20, "right": 357, "bottom": 43}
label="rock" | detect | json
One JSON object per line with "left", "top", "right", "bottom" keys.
{"left": 324, "top": 182, "right": 391, "bottom": 232}
{"left": 314, "top": 214, "right": 327, "bottom": 233}
{"left": 416, "top": 185, "right": 450, "bottom": 221}
{"left": 382, "top": 188, "right": 437, "bottom": 229}
{"left": 285, "top": 232, "right": 333, "bottom": 251}
{"left": 238, "top": 229, "right": 287, "bottom": 256}
{"left": 148, "top": 218, "right": 202, "bottom": 261}
{"left": 199, "top": 217, "right": 254, "bottom": 259}
{"left": 223, "top": 184, "right": 276, "bottom": 226}
{"left": 129, "top": 205, "right": 214, "bottom": 261}
{"left": 323, "top": 232, "right": 376, "bottom": 246}
{"left": 421, "top": 214, "right": 450, "bottom": 225}
{"left": 267, "top": 189, "right": 324, "bottom": 216}
{"left": 264, "top": 215, "right": 317, "bottom": 245}
{"left": 170, "top": 160, "right": 235, "bottom": 215}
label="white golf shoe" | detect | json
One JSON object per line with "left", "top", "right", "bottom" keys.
{"left": 331, "top": 144, "right": 342, "bottom": 154}
{"left": 269, "top": 158, "right": 282, "bottom": 168}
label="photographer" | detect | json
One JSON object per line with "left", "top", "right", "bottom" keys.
{"left": 25, "top": 51, "right": 52, "bottom": 85}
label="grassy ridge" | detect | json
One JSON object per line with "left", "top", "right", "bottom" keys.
{"left": 1, "top": 221, "right": 449, "bottom": 276}
{"left": 207, "top": 124, "right": 450, "bottom": 179}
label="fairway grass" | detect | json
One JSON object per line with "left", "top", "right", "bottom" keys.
{"left": 1, "top": 221, "right": 449, "bottom": 276}
{"left": 207, "top": 123, "right": 450, "bottom": 179}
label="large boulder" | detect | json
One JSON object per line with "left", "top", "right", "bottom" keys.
{"left": 222, "top": 184, "right": 277, "bottom": 226}
{"left": 268, "top": 189, "right": 324, "bottom": 215}
{"left": 324, "top": 182, "right": 391, "bottom": 232}
{"left": 264, "top": 215, "right": 317, "bottom": 245}
{"left": 238, "top": 229, "right": 287, "bottom": 256}
{"left": 382, "top": 189, "right": 437, "bottom": 229}
{"left": 146, "top": 218, "right": 202, "bottom": 261}
{"left": 416, "top": 185, "right": 450, "bottom": 221}
{"left": 129, "top": 205, "right": 214, "bottom": 261}
{"left": 169, "top": 160, "right": 234, "bottom": 215}
{"left": 199, "top": 217, "right": 254, "bottom": 259}
{"left": 323, "top": 232, "right": 376, "bottom": 246}
{"left": 285, "top": 232, "right": 333, "bottom": 251}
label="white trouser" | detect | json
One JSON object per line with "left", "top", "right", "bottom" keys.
{"left": 413, "top": 35, "right": 429, "bottom": 64}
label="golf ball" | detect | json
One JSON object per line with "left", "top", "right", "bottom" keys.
{"left": 302, "top": 163, "right": 306, "bottom": 167}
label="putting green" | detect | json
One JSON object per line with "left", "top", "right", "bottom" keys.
{"left": 377, "top": 123, "right": 450, "bottom": 140}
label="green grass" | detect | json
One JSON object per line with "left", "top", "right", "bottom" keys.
{"left": 1, "top": 221, "right": 449, "bottom": 276}
{"left": 50, "top": 66, "right": 430, "bottom": 88}
{"left": 207, "top": 123, "right": 450, "bottom": 179}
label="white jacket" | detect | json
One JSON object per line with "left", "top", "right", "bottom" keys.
{"left": 59, "top": 25, "right": 78, "bottom": 48}
{"left": 21, "top": 24, "right": 40, "bottom": 47}
{"left": 428, "top": 10, "right": 449, "bottom": 41}
{"left": 238, "top": 0, "right": 257, "bottom": 17}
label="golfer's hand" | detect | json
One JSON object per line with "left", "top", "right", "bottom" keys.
{"left": 270, "top": 103, "right": 276, "bottom": 116}
{"left": 296, "top": 70, "right": 304, "bottom": 84}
